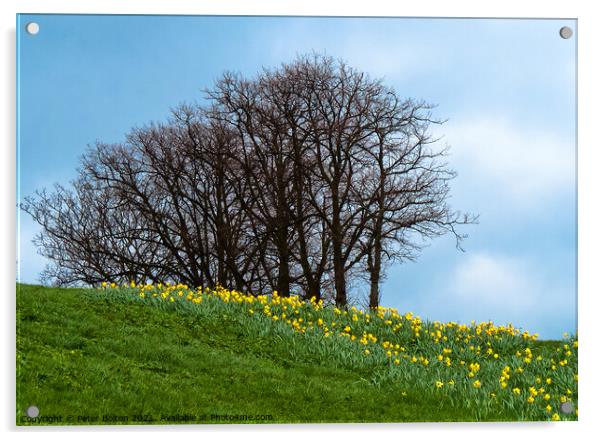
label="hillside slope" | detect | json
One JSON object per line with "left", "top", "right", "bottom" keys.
{"left": 16, "top": 284, "right": 575, "bottom": 424}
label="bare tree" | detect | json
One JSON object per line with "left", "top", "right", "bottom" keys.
{"left": 22, "top": 178, "right": 172, "bottom": 286}
{"left": 359, "top": 97, "right": 477, "bottom": 308}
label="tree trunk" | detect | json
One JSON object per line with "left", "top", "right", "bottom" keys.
{"left": 276, "top": 242, "right": 290, "bottom": 296}
{"left": 332, "top": 214, "right": 347, "bottom": 306}
{"left": 368, "top": 237, "right": 382, "bottom": 308}
{"left": 305, "top": 277, "right": 321, "bottom": 301}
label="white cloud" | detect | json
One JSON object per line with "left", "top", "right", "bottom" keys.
{"left": 450, "top": 252, "right": 537, "bottom": 311}
{"left": 410, "top": 251, "right": 577, "bottom": 337}
{"left": 260, "top": 20, "right": 441, "bottom": 83}
{"left": 442, "top": 116, "right": 575, "bottom": 202}
{"left": 335, "top": 38, "right": 436, "bottom": 82}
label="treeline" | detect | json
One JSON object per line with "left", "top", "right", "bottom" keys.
{"left": 22, "top": 54, "right": 475, "bottom": 307}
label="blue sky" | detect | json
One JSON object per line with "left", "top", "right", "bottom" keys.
{"left": 17, "top": 15, "right": 576, "bottom": 339}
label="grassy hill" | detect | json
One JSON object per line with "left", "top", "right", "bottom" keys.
{"left": 16, "top": 283, "right": 577, "bottom": 425}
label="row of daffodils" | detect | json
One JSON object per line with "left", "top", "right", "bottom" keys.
{"left": 101, "top": 281, "right": 578, "bottom": 421}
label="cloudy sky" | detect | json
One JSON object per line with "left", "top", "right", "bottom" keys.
{"left": 17, "top": 15, "right": 576, "bottom": 339}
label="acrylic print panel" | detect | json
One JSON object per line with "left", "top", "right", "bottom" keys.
{"left": 16, "top": 14, "right": 577, "bottom": 425}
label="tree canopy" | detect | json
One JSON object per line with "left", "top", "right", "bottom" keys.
{"left": 22, "top": 54, "right": 476, "bottom": 307}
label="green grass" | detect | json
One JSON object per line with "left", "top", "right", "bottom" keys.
{"left": 16, "top": 283, "right": 574, "bottom": 425}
